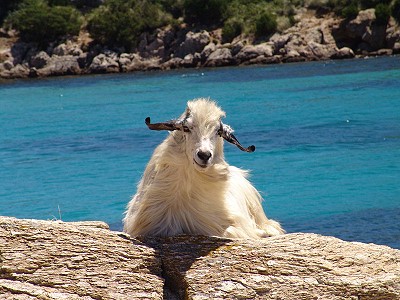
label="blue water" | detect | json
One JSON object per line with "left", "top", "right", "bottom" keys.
{"left": 1, "top": 56, "right": 399, "bottom": 249}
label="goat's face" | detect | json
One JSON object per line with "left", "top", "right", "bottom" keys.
{"left": 145, "top": 98, "right": 255, "bottom": 172}
{"left": 181, "top": 100, "right": 225, "bottom": 171}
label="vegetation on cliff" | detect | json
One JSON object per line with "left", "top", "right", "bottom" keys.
{"left": 86, "top": 0, "right": 172, "bottom": 51}
{"left": 2, "top": 0, "right": 399, "bottom": 50}
{"left": 326, "top": 0, "right": 395, "bottom": 22}
{"left": 4, "top": 0, "right": 82, "bottom": 46}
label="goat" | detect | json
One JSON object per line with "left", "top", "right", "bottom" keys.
{"left": 123, "top": 98, "right": 284, "bottom": 238}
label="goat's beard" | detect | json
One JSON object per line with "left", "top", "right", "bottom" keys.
{"left": 192, "top": 153, "right": 229, "bottom": 180}
{"left": 193, "top": 159, "right": 210, "bottom": 172}
{"left": 194, "top": 160, "right": 230, "bottom": 180}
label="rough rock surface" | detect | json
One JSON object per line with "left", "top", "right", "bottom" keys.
{"left": 89, "top": 52, "right": 120, "bottom": 73}
{"left": 153, "top": 235, "right": 400, "bottom": 300}
{"left": 204, "top": 47, "right": 233, "bottom": 67}
{"left": 33, "top": 55, "right": 81, "bottom": 77}
{"left": 1, "top": 216, "right": 400, "bottom": 299}
{"left": 0, "top": 217, "right": 163, "bottom": 300}
{"left": 176, "top": 30, "right": 211, "bottom": 58}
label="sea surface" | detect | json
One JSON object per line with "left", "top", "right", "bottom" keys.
{"left": 1, "top": 56, "right": 399, "bottom": 249}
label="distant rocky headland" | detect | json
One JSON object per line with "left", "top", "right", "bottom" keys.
{"left": 0, "top": 8, "right": 399, "bottom": 80}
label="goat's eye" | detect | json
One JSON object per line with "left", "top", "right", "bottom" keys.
{"left": 182, "top": 125, "right": 191, "bottom": 132}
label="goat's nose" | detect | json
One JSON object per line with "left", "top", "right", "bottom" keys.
{"left": 197, "top": 150, "right": 212, "bottom": 162}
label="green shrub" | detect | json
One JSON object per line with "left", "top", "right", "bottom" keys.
{"left": 221, "top": 0, "right": 283, "bottom": 38}
{"left": 87, "top": 0, "right": 171, "bottom": 51}
{"left": 46, "top": 0, "right": 102, "bottom": 8}
{"left": 276, "top": 15, "right": 295, "bottom": 32}
{"left": 0, "top": 0, "right": 24, "bottom": 25}
{"left": 341, "top": 1, "right": 359, "bottom": 18}
{"left": 222, "top": 17, "right": 243, "bottom": 42}
{"left": 307, "top": 0, "right": 330, "bottom": 9}
{"left": 374, "top": 3, "right": 390, "bottom": 25}
{"left": 360, "top": 0, "right": 391, "bottom": 9}
{"left": 5, "top": 0, "right": 82, "bottom": 45}
{"left": 326, "top": 0, "right": 360, "bottom": 18}
{"left": 392, "top": 0, "right": 400, "bottom": 23}
{"left": 48, "top": 0, "right": 70, "bottom": 5}
{"left": 255, "top": 11, "right": 277, "bottom": 38}
{"left": 156, "top": 0, "right": 185, "bottom": 19}
{"left": 183, "top": 0, "right": 229, "bottom": 24}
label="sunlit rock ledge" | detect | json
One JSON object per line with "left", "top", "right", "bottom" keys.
{"left": 0, "top": 216, "right": 399, "bottom": 299}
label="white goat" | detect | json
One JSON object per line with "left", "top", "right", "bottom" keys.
{"left": 123, "top": 98, "right": 284, "bottom": 238}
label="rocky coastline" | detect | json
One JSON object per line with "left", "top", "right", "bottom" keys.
{"left": 1, "top": 216, "right": 400, "bottom": 299}
{"left": 0, "top": 8, "right": 399, "bottom": 80}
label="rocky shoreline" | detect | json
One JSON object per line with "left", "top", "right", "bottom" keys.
{"left": 1, "top": 9, "right": 399, "bottom": 80}
{"left": 1, "top": 216, "right": 400, "bottom": 299}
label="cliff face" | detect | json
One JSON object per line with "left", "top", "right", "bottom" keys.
{"left": 0, "top": 8, "right": 399, "bottom": 79}
{"left": 1, "top": 216, "right": 399, "bottom": 299}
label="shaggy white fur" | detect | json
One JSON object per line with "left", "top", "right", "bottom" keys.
{"left": 123, "top": 98, "right": 284, "bottom": 238}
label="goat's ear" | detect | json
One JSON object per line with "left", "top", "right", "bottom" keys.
{"left": 219, "top": 122, "right": 255, "bottom": 152}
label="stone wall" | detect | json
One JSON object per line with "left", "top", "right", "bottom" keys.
{"left": 1, "top": 216, "right": 399, "bottom": 299}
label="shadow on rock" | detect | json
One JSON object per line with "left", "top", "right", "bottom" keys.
{"left": 139, "top": 235, "right": 230, "bottom": 299}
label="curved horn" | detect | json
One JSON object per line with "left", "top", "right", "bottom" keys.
{"left": 219, "top": 123, "right": 255, "bottom": 153}
{"left": 145, "top": 117, "right": 190, "bottom": 132}
{"left": 145, "top": 117, "right": 178, "bottom": 131}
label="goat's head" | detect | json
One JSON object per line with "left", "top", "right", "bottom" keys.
{"left": 145, "top": 99, "right": 255, "bottom": 171}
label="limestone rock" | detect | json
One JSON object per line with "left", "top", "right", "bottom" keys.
{"left": 0, "top": 216, "right": 163, "bottom": 299}
{"left": 161, "top": 57, "right": 184, "bottom": 70}
{"left": 139, "top": 34, "right": 165, "bottom": 59}
{"left": 121, "top": 54, "right": 161, "bottom": 72}
{"left": 346, "top": 9, "right": 376, "bottom": 39}
{"left": 0, "top": 48, "right": 12, "bottom": 64}
{"left": 1, "top": 60, "right": 13, "bottom": 71}
{"left": 235, "top": 43, "right": 274, "bottom": 63}
{"left": 362, "top": 24, "right": 387, "bottom": 50}
{"left": 2, "top": 216, "right": 399, "bottom": 300}
{"left": 177, "top": 31, "right": 211, "bottom": 58}
{"left": 89, "top": 52, "right": 120, "bottom": 73}
{"left": 270, "top": 14, "right": 340, "bottom": 62}
{"left": 154, "top": 234, "right": 400, "bottom": 300}
{"left": 367, "top": 48, "right": 393, "bottom": 56}
{"left": 333, "top": 8, "right": 388, "bottom": 52}
{"left": 29, "top": 51, "right": 50, "bottom": 69}
{"left": 393, "top": 42, "right": 400, "bottom": 54}
{"left": 200, "top": 42, "right": 217, "bottom": 61}
{"left": 0, "top": 64, "right": 30, "bottom": 79}
{"left": 53, "top": 42, "right": 83, "bottom": 57}
{"left": 8, "top": 42, "right": 32, "bottom": 65}
{"left": 386, "top": 19, "right": 400, "bottom": 49}
{"left": 307, "top": 41, "right": 338, "bottom": 59}
{"left": 204, "top": 48, "right": 233, "bottom": 67}
{"left": 332, "top": 46, "right": 355, "bottom": 59}
{"left": 181, "top": 53, "right": 201, "bottom": 68}
{"left": 35, "top": 55, "right": 81, "bottom": 77}
{"left": 269, "top": 33, "right": 291, "bottom": 52}
{"left": 118, "top": 53, "right": 132, "bottom": 72}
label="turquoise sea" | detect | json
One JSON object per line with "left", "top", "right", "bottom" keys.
{"left": 1, "top": 56, "right": 399, "bottom": 248}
